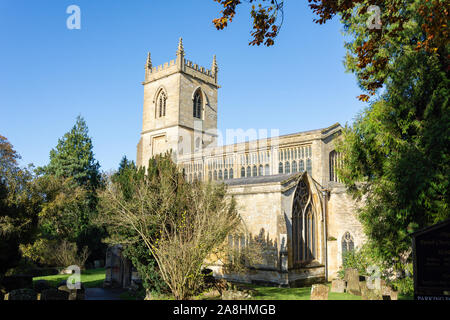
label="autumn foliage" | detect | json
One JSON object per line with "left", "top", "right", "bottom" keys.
{"left": 212, "top": 0, "right": 449, "bottom": 99}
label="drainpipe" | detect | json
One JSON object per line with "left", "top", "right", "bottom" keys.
{"left": 321, "top": 189, "right": 328, "bottom": 283}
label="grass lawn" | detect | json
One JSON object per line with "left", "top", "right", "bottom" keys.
{"left": 247, "top": 283, "right": 361, "bottom": 300}
{"left": 33, "top": 268, "right": 106, "bottom": 288}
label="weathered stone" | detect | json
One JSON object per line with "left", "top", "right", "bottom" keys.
{"left": 222, "top": 290, "right": 251, "bottom": 300}
{"left": 34, "top": 280, "right": 51, "bottom": 293}
{"left": 202, "top": 289, "right": 221, "bottom": 299}
{"left": 361, "top": 282, "right": 383, "bottom": 300}
{"left": 331, "top": 279, "right": 346, "bottom": 293}
{"left": 58, "top": 282, "right": 85, "bottom": 300}
{"left": 345, "top": 269, "right": 361, "bottom": 295}
{"left": 6, "top": 288, "right": 37, "bottom": 300}
{"left": 390, "top": 290, "right": 399, "bottom": 300}
{"left": 310, "top": 284, "right": 329, "bottom": 300}
{"left": 39, "top": 288, "right": 69, "bottom": 300}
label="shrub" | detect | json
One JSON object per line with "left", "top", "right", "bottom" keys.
{"left": 20, "top": 239, "right": 90, "bottom": 268}
{"left": 338, "top": 245, "right": 374, "bottom": 278}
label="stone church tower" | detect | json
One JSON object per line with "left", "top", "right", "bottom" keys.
{"left": 136, "top": 38, "right": 219, "bottom": 167}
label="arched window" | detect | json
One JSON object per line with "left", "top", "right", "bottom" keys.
{"left": 208, "top": 171, "right": 212, "bottom": 181}
{"left": 341, "top": 232, "right": 354, "bottom": 263}
{"left": 306, "top": 159, "right": 312, "bottom": 174}
{"left": 258, "top": 165, "right": 263, "bottom": 176}
{"left": 157, "top": 90, "right": 167, "bottom": 118}
{"left": 189, "top": 173, "right": 192, "bottom": 182}
{"left": 229, "top": 168, "right": 234, "bottom": 179}
{"left": 198, "top": 172, "right": 202, "bottom": 181}
{"left": 213, "top": 170, "right": 217, "bottom": 180}
{"left": 218, "top": 170, "right": 223, "bottom": 180}
{"left": 299, "top": 160, "right": 305, "bottom": 172}
{"left": 224, "top": 169, "right": 228, "bottom": 180}
{"left": 292, "top": 161, "right": 298, "bottom": 173}
{"left": 252, "top": 165, "right": 257, "bottom": 177}
{"left": 279, "top": 162, "right": 283, "bottom": 174}
{"left": 285, "top": 161, "right": 290, "bottom": 174}
{"left": 193, "top": 90, "right": 202, "bottom": 119}
{"left": 246, "top": 166, "right": 251, "bottom": 177}
{"left": 265, "top": 164, "right": 270, "bottom": 176}
{"left": 329, "top": 150, "right": 342, "bottom": 182}
{"left": 292, "top": 178, "right": 316, "bottom": 264}
{"left": 241, "top": 167, "right": 245, "bottom": 178}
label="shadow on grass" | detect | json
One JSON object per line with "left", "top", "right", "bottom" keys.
{"left": 33, "top": 268, "right": 106, "bottom": 288}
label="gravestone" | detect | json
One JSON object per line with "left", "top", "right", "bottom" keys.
{"left": 360, "top": 281, "right": 382, "bottom": 300}
{"left": 310, "top": 284, "right": 329, "bottom": 300}
{"left": 58, "top": 282, "right": 85, "bottom": 300}
{"left": 412, "top": 219, "right": 450, "bottom": 300}
{"left": 94, "top": 259, "right": 104, "bottom": 269}
{"left": 104, "top": 245, "right": 132, "bottom": 288}
{"left": 345, "top": 268, "right": 361, "bottom": 295}
{"left": 331, "top": 279, "right": 346, "bottom": 293}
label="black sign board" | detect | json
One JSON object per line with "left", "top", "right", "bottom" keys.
{"left": 412, "top": 219, "right": 450, "bottom": 300}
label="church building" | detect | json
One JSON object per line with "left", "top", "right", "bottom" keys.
{"left": 136, "top": 39, "right": 365, "bottom": 287}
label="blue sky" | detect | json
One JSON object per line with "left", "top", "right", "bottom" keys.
{"left": 0, "top": 0, "right": 366, "bottom": 171}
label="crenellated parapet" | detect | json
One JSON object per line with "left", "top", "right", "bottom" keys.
{"left": 144, "top": 38, "right": 219, "bottom": 87}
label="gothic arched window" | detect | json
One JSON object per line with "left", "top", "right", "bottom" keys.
{"left": 292, "top": 178, "right": 317, "bottom": 264}
{"left": 265, "top": 164, "right": 270, "bottom": 176}
{"left": 157, "top": 90, "right": 167, "bottom": 118}
{"left": 279, "top": 162, "right": 283, "bottom": 174}
{"left": 285, "top": 161, "right": 290, "bottom": 174}
{"left": 193, "top": 90, "right": 202, "bottom": 119}
{"left": 246, "top": 166, "right": 251, "bottom": 177}
{"left": 341, "top": 232, "right": 354, "bottom": 263}
{"left": 299, "top": 160, "right": 305, "bottom": 172}
{"left": 258, "top": 165, "right": 263, "bottom": 176}
{"left": 224, "top": 169, "right": 228, "bottom": 180}
{"left": 241, "top": 167, "right": 245, "bottom": 178}
{"left": 292, "top": 161, "right": 298, "bottom": 173}
{"left": 213, "top": 170, "right": 217, "bottom": 180}
{"left": 252, "top": 165, "right": 257, "bottom": 177}
{"left": 208, "top": 171, "right": 212, "bottom": 181}
{"left": 218, "top": 170, "right": 223, "bottom": 180}
{"left": 229, "top": 168, "right": 234, "bottom": 179}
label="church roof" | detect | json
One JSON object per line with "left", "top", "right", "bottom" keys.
{"left": 224, "top": 172, "right": 301, "bottom": 186}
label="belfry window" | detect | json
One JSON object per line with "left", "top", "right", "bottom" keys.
{"left": 157, "top": 90, "right": 167, "bottom": 118}
{"left": 193, "top": 90, "right": 202, "bottom": 119}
